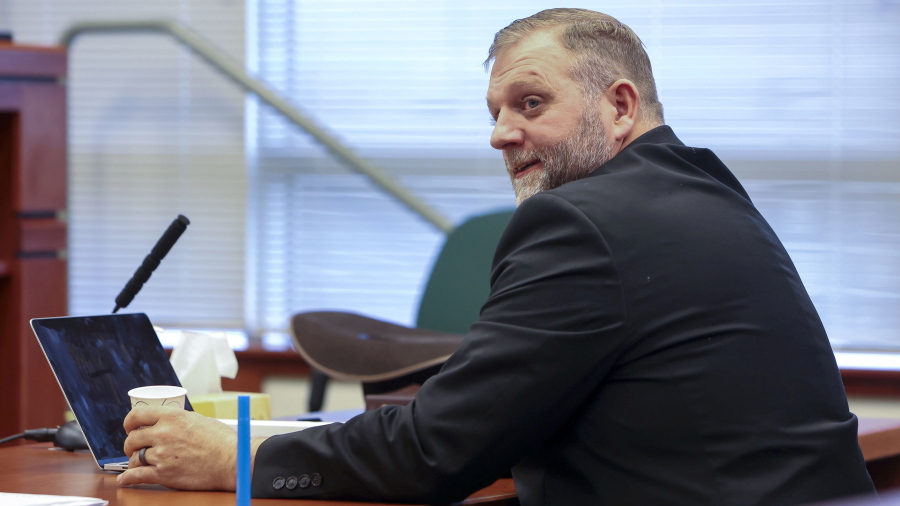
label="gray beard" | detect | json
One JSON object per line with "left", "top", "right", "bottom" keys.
{"left": 504, "top": 108, "right": 615, "bottom": 206}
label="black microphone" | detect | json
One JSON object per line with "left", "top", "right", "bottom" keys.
{"left": 112, "top": 215, "right": 190, "bottom": 313}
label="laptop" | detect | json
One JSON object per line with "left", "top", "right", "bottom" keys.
{"left": 30, "top": 313, "right": 192, "bottom": 472}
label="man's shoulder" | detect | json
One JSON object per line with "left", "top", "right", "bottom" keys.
{"left": 548, "top": 125, "right": 749, "bottom": 205}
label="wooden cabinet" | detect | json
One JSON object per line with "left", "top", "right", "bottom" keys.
{"left": 0, "top": 42, "right": 68, "bottom": 437}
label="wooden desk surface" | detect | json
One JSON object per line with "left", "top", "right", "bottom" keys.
{"left": 0, "top": 443, "right": 517, "bottom": 505}
{"left": 858, "top": 417, "right": 900, "bottom": 462}
{"left": 4, "top": 417, "right": 900, "bottom": 503}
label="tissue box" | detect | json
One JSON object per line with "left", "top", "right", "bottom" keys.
{"left": 189, "top": 392, "right": 271, "bottom": 420}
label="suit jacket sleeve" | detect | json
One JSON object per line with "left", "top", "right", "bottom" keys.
{"left": 252, "top": 192, "right": 630, "bottom": 502}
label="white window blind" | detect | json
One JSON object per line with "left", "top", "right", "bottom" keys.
{"left": 247, "top": 0, "right": 517, "bottom": 333}
{"left": 250, "top": 0, "right": 900, "bottom": 352}
{"left": 5, "top": 1, "right": 899, "bottom": 352}
{"left": 4, "top": 0, "right": 247, "bottom": 329}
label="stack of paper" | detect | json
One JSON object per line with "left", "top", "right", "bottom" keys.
{"left": 0, "top": 492, "right": 107, "bottom": 505}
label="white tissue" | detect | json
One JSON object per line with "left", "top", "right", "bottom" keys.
{"left": 169, "top": 330, "right": 239, "bottom": 397}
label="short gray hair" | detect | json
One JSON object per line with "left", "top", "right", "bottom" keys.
{"left": 486, "top": 8, "right": 664, "bottom": 124}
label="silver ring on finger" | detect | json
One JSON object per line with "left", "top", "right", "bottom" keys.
{"left": 138, "top": 446, "right": 150, "bottom": 466}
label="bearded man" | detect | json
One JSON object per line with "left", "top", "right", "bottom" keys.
{"left": 117, "top": 8, "right": 876, "bottom": 505}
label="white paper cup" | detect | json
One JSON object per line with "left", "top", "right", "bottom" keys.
{"left": 128, "top": 385, "right": 187, "bottom": 409}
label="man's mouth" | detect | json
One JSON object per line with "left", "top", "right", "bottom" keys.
{"left": 513, "top": 159, "right": 540, "bottom": 179}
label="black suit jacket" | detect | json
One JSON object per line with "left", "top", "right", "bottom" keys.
{"left": 253, "top": 126, "right": 875, "bottom": 505}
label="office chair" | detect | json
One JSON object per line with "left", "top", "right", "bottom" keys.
{"left": 290, "top": 208, "right": 515, "bottom": 412}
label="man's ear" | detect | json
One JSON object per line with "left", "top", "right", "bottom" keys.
{"left": 603, "top": 79, "right": 641, "bottom": 143}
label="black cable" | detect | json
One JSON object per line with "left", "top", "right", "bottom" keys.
{"left": 0, "top": 427, "right": 59, "bottom": 446}
{"left": 0, "top": 433, "right": 25, "bottom": 445}
{"left": 24, "top": 428, "right": 58, "bottom": 442}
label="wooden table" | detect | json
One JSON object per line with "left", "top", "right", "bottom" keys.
{"left": 4, "top": 416, "right": 900, "bottom": 503}
{"left": 859, "top": 417, "right": 900, "bottom": 491}
{"left": 0, "top": 443, "right": 517, "bottom": 505}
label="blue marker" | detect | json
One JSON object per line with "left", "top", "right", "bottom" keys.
{"left": 236, "top": 395, "right": 251, "bottom": 506}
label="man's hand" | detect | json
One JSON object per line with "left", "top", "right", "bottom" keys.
{"left": 117, "top": 407, "right": 240, "bottom": 491}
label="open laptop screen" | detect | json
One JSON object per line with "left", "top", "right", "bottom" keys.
{"left": 31, "top": 313, "right": 192, "bottom": 467}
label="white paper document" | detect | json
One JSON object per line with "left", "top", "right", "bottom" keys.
{"left": 0, "top": 492, "right": 108, "bottom": 506}
{"left": 217, "top": 418, "right": 332, "bottom": 438}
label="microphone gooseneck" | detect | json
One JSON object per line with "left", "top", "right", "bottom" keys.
{"left": 112, "top": 214, "right": 190, "bottom": 313}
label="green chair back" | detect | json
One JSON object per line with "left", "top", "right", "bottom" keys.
{"left": 415, "top": 208, "right": 515, "bottom": 334}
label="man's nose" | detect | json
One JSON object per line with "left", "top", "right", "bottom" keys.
{"left": 490, "top": 112, "right": 525, "bottom": 150}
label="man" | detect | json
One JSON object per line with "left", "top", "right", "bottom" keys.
{"left": 118, "top": 9, "right": 876, "bottom": 505}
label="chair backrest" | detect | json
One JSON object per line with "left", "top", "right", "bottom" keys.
{"left": 414, "top": 208, "right": 515, "bottom": 334}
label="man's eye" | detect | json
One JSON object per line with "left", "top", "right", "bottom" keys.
{"left": 524, "top": 99, "right": 541, "bottom": 110}
{"left": 489, "top": 116, "right": 497, "bottom": 126}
